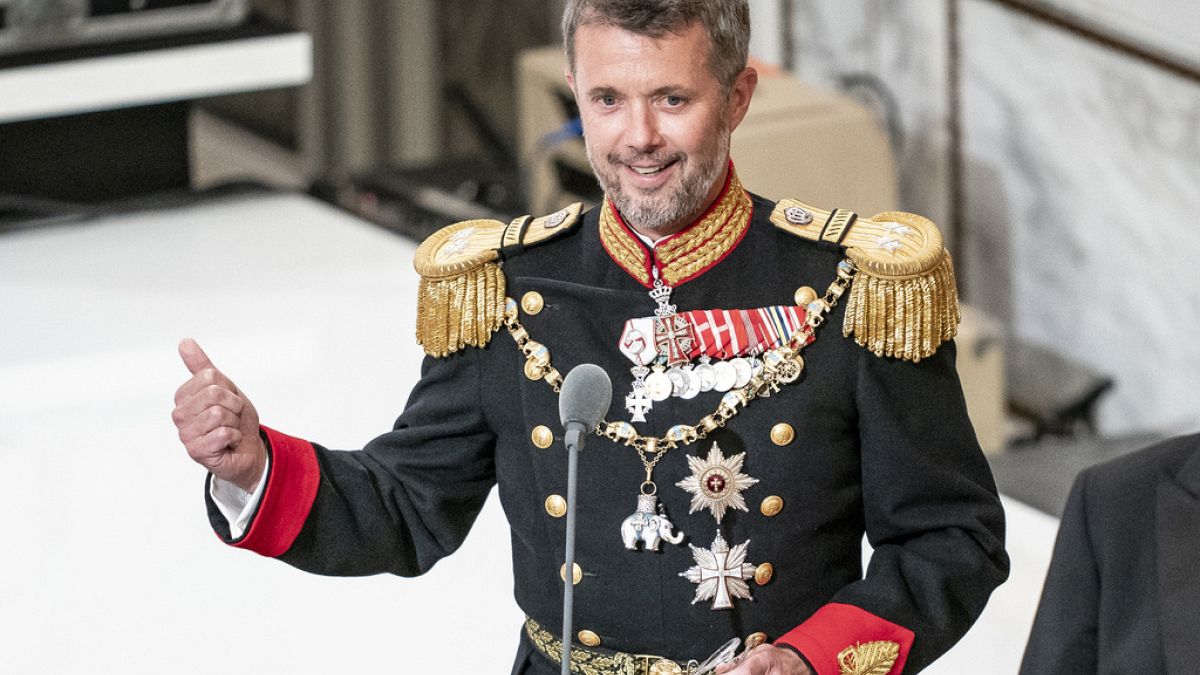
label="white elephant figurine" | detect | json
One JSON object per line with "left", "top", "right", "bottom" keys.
{"left": 621, "top": 494, "right": 685, "bottom": 551}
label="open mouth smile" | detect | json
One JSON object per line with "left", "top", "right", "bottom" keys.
{"left": 624, "top": 158, "right": 680, "bottom": 178}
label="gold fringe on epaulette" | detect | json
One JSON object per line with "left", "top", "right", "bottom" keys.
{"left": 843, "top": 252, "right": 959, "bottom": 362}
{"left": 415, "top": 262, "right": 506, "bottom": 357}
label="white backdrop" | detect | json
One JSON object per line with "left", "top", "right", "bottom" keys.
{"left": 0, "top": 194, "right": 1054, "bottom": 673}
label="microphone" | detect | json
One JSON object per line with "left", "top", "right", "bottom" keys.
{"left": 559, "top": 363, "right": 613, "bottom": 453}
{"left": 557, "top": 364, "right": 612, "bottom": 675}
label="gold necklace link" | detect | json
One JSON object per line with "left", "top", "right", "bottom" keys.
{"left": 503, "top": 260, "right": 857, "bottom": 467}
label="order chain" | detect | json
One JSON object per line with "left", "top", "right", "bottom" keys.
{"left": 503, "top": 260, "right": 857, "bottom": 470}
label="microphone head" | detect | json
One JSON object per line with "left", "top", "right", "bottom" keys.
{"left": 559, "top": 363, "right": 613, "bottom": 430}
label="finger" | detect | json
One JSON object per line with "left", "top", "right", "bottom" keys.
{"left": 190, "top": 426, "right": 244, "bottom": 465}
{"left": 173, "top": 384, "right": 244, "bottom": 426}
{"left": 177, "top": 405, "right": 241, "bottom": 444}
{"left": 174, "top": 362, "right": 240, "bottom": 406}
{"left": 179, "top": 338, "right": 216, "bottom": 376}
{"left": 719, "top": 651, "right": 768, "bottom": 675}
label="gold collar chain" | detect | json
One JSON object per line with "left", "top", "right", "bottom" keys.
{"left": 503, "top": 260, "right": 857, "bottom": 467}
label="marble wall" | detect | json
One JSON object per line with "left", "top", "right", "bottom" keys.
{"left": 960, "top": 1, "right": 1200, "bottom": 434}
{"left": 770, "top": 0, "right": 1200, "bottom": 435}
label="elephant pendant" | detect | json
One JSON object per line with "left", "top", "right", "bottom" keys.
{"left": 620, "top": 493, "right": 685, "bottom": 551}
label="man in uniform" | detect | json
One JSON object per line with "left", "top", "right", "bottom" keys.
{"left": 172, "top": 1, "right": 1009, "bottom": 673}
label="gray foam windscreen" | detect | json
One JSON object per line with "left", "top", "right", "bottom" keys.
{"left": 558, "top": 363, "right": 613, "bottom": 429}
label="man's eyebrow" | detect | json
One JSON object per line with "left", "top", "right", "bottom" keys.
{"left": 585, "top": 85, "right": 619, "bottom": 98}
{"left": 649, "top": 85, "right": 697, "bottom": 97}
{"left": 584, "top": 85, "right": 699, "bottom": 98}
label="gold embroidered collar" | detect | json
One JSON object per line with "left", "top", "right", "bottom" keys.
{"left": 599, "top": 165, "right": 753, "bottom": 288}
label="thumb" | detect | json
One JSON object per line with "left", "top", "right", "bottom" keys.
{"left": 178, "top": 338, "right": 216, "bottom": 375}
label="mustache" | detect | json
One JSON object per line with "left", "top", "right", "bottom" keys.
{"left": 606, "top": 151, "right": 685, "bottom": 166}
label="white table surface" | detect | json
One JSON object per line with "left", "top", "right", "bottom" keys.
{"left": 0, "top": 193, "right": 1056, "bottom": 673}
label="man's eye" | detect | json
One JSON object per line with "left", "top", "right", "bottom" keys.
{"left": 665, "top": 96, "right": 685, "bottom": 106}
{"left": 599, "top": 95, "right": 617, "bottom": 106}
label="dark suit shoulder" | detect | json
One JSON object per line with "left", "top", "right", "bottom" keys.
{"left": 1080, "top": 433, "right": 1200, "bottom": 498}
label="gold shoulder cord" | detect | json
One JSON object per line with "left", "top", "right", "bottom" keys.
{"left": 771, "top": 201, "right": 959, "bottom": 363}
{"left": 503, "top": 261, "right": 857, "bottom": 466}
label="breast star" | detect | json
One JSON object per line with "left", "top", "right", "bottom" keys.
{"left": 675, "top": 442, "right": 759, "bottom": 524}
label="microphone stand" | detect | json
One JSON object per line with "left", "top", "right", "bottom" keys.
{"left": 560, "top": 424, "right": 585, "bottom": 675}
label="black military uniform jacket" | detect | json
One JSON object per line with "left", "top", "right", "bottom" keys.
{"left": 207, "top": 167, "right": 1008, "bottom": 674}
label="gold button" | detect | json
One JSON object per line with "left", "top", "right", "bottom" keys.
{"left": 560, "top": 562, "right": 583, "bottom": 585}
{"left": 770, "top": 423, "right": 795, "bottom": 446}
{"left": 531, "top": 425, "right": 554, "bottom": 449}
{"left": 754, "top": 563, "right": 774, "bottom": 585}
{"left": 521, "top": 291, "right": 545, "bottom": 315}
{"left": 745, "top": 632, "right": 768, "bottom": 650}
{"left": 794, "top": 286, "right": 818, "bottom": 306}
{"left": 577, "top": 630, "right": 601, "bottom": 647}
{"left": 649, "top": 661, "right": 683, "bottom": 675}
{"left": 545, "top": 494, "right": 567, "bottom": 518}
{"left": 761, "top": 496, "right": 784, "bottom": 517}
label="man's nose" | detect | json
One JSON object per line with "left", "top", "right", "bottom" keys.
{"left": 625, "top": 103, "right": 664, "bottom": 152}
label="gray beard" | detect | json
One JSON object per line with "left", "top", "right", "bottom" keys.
{"left": 587, "top": 134, "right": 730, "bottom": 234}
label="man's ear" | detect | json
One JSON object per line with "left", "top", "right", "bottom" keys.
{"left": 726, "top": 66, "right": 759, "bottom": 132}
{"left": 565, "top": 68, "right": 577, "bottom": 97}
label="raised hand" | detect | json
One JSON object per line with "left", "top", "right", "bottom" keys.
{"left": 173, "top": 338, "right": 267, "bottom": 491}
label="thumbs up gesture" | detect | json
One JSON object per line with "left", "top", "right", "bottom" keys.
{"left": 173, "top": 338, "right": 267, "bottom": 491}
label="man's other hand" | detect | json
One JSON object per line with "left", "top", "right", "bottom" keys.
{"left": 173, "top": 338, "right": 266, "bottom": 491}
{"left": 715, "top": 645, "right": 813, "bottom": 675}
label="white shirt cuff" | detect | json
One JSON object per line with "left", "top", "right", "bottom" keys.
{"left": 209, "top": 455, "right": 271, "bottom": 539}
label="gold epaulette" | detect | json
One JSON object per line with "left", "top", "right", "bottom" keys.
{"left": 770, "top": 200, "right": 959, "bottom": 362}
{"left": 412, "top": 203, "right": 583, "bottom": 357}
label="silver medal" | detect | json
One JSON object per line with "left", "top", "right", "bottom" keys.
{"left": 645, "top": 370, "right": 673, "bottom": 402}
{"left": 712, "top": 361, "right": 737, "bottom": 392}
{"left": 694, "top": 361, "right": 718, "bottom": 392}
{"left": 667, "top": 367, "right": 689, "bottom": 397}
{"left": 749, "top": 357, "right": 764, "bottom": 379}
{"left": 680, "top": 368, "right": 702, "bottom": 399}
{"left": 731, "top": 358, "right": 753, "bottom": 388}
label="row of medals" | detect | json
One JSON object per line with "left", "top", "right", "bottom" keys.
{"left": 633, "top": 355, "right": 762, "bottom": 405}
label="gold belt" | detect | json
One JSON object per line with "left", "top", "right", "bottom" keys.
{"left": 524, "top": 617, "right": 700, "bottom": 675}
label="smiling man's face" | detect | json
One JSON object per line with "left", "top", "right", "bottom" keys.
{"left": 567, "top": 20, "right": 756, "bottom": 238}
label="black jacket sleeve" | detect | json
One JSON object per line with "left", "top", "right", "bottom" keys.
{"left": 206, "top": 346, "right": 499, "bottom": 578}
{"left": 842, "top": 342, "right": 1011, "bottom": 668}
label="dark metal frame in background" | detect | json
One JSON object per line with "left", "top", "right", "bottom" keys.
{"left": 980, "top": 0, "right": 1200, "bottom": 86}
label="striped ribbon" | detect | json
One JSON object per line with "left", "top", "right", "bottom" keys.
{"left": 619, "top": 305, "right": 809, "bottom": 367}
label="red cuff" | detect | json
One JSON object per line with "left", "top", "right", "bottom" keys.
{"left": 775, "top": 603, "right": 914, "bottom": 675}
{"left": 227, "top": 426, "right": 320, "bottom": 558}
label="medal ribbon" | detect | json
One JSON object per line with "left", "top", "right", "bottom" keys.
{"left": 619, "top": 305, "right": 809, "bottom": 366}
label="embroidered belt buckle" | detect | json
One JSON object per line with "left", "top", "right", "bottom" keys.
{"left": 525, "top": 617, "right": 698, "bottom": 675}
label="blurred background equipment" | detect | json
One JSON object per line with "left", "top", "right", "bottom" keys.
{"left": 0, "top": 0, "right": 248, "bottom": 54}
{"left": 0, "top": 0, "right": 307, "bottom": 212}
{"left": 516, "top": 45, "right": 899, "bottom": 218}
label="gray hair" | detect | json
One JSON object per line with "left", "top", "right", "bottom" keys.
{"left": 562, "top": 0, "right": 751, "bottom": 93}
